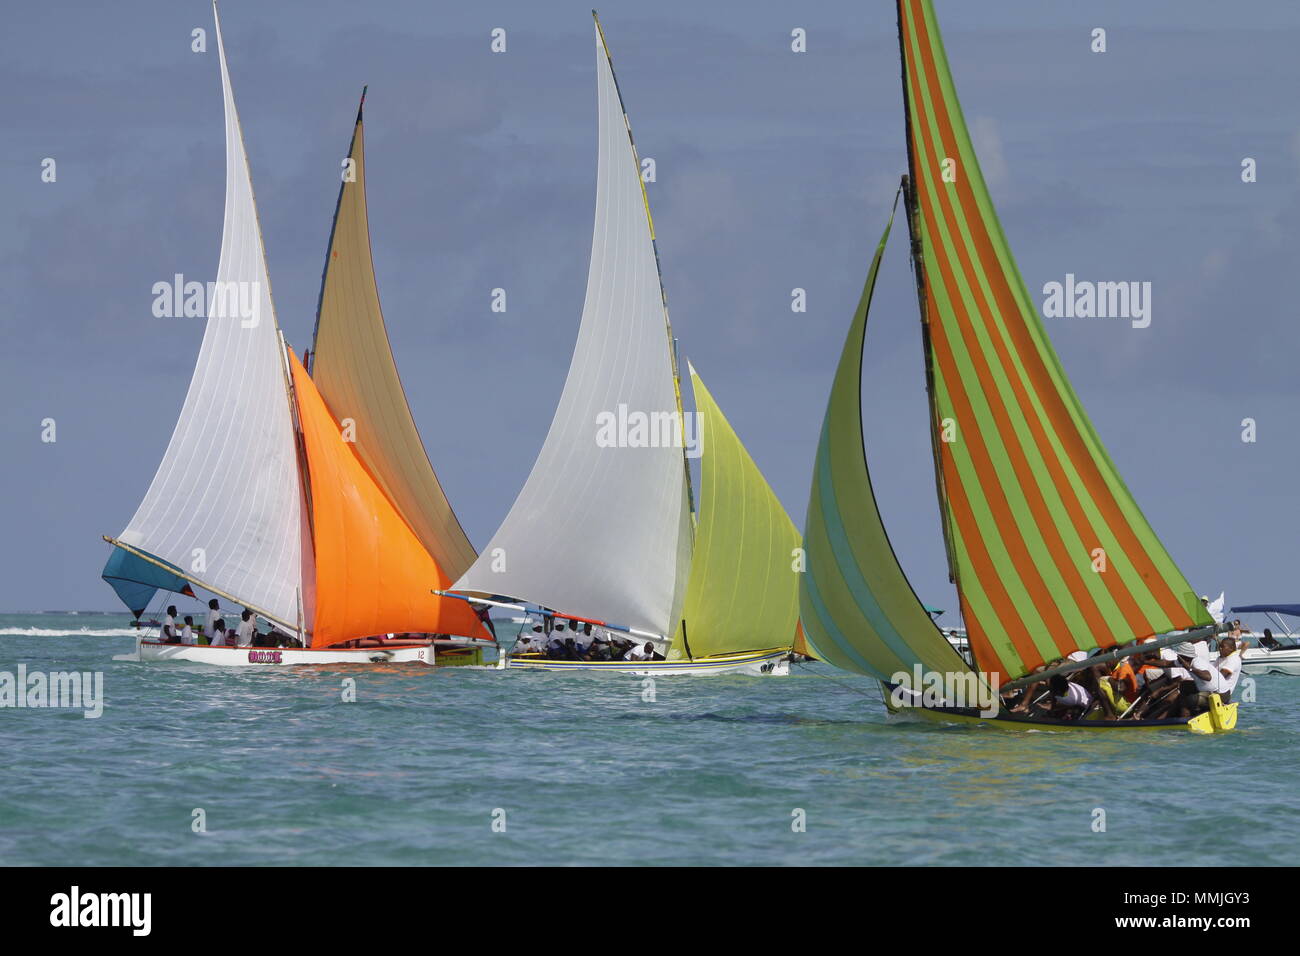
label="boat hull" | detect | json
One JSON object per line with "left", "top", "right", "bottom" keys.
{"left": 501, "top": 648, "right": 790, "bottom": 676}
{"left": 882, "top": 684, "right": 1237, "bottom": 734}
{"left": 122, "top": 640, "right": 434, "bottom": 666}
{"left": 1240, "top": 647, "right": 1300, "bottom": 676}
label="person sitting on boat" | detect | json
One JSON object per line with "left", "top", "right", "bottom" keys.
{"left": 161, "top": 605, "right": 180, "bottom": 643}
{"left": 1108, "top": 658, "right": 1141, "bottom": 708}
{"left": 570, "top": 626, "right": 594, "bottom": 658}
{"left": 628, "top": 641, "right": 662, "bottom": 662}
{"left": 1174, "top": 641, "right": 1217, "bottom": 701}
{"left": 180, "top": 615, "right": 197, "bottom": 646}
{"left": 516, "top": 626, "right": 546, "bottom": 656}
{"left": 210, "top": 618, "right": 229, "bottom": 647}
{"left": 235, "top": 609, "right": 256, "bottom": 646}
{"left": 203, "top": 598, "right": 220, "bottom": 645}
{"left": 1212, "top": 635, "right": 1244, "bottom": 703}
{"left": 1261, "top": 627, "right": 1281, "bottom": 650}
{"left": 588, "top": 636, "right": 611, "bottom": 661}
{"left": 1048, "top": 674, "right": 1091, "bottom": 719}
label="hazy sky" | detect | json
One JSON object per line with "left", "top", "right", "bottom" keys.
{"left": 4, "top": 0, "right": 1300, "bottom": 616}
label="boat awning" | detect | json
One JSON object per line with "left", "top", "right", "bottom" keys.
{"left": 1230, "top": 604, "right": 1300, "bottom": 617}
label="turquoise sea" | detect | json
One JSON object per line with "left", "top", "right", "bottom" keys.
{"left": 1, "top": 611, "right": 1295, "bottom": 866}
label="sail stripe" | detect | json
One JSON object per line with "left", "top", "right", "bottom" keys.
{"left": 904, "top": 59, "right": 1098, "bottom": 667}
{"left": 906, "top": 0, "right": 1198, "bottom": 628}
{"left": 810, "top": 419, "right": 925, "bottom": 671}
{"left": 931, "top": 372, "right": 1046, "bottom": 672}
{"left": 911, "top": 152, "right": 1131, "bottom": 657}
{"left": 798, "top": 206, "right": 972, "bottom": 682}
{"left": 897, "top": 0, "right": 1208, "bottom": 679}
{"left": 903, "top": 6, "right": 1164, "bottom": 640}
{"left": 800, "top": 543, "right": 896, "bottom": 678}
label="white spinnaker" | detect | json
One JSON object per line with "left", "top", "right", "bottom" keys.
{"left": 454, "top": 23, "right": 692, "bottom": 638}
{"left": 119, "top": 5, "right": 304, "bottom": 628}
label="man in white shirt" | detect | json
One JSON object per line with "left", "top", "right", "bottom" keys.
{"left": 1049, "top": 674, "right": 1091, "bottom": 718}
{"left": 203, "top": 599, "right": 221, "bottom": 646}
{"left": 571, "top": 624, "right": 594, "bottom": 657}
{"left": 627, "top": 641, "right": 657, "bottom": 662}
{"left": 1213, "top": 635, "right": 1244, "bottom": 701}
{"left": 235, "top": 610, "right": 256, "bottom": 646}
{"left": 1160, "top": 645, "right": 1191, "bottom": 681}
{"left": 180, "top": 615, "right": 197, "bottom": 646}
{"left": 160, "top": 605, "right": 179, "bottom": 643}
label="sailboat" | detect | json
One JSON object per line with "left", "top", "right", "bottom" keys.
{"left": 797, "top": 0, "right": 1237, "bottom": 732}
{"left": 102, "top": 2, "right": 491, "bottom": 665}
{"left": 439, "top": 14, "right": 800, "bottom": 676}
{"left": 305, "top": 85, "right": 490, "bottom": 665}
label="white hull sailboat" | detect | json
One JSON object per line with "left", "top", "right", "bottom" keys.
{"left": 444, "top": 13, "right": 808, "bottom": 676}
{"left": 499, "top": 649, "right": 790, "bottom": 676}
{"left": 100, "top": 4, "right": 492, "bottom": 665}
{"left": 120, "top": 640, "right": 436, "bottom": 667}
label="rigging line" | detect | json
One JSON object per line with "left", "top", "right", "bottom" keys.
{"left": 791, "top": 660, "right": 883, "bottom": 702}
{"left": 504, "top": 616, "right": 530, "bottom": 658}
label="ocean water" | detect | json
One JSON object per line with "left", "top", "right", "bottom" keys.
{"left": 1, "top": 611, "right": 1296, "bottom": 866}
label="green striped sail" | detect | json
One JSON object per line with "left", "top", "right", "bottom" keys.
{"left": 676, "top": 368, "right": 801, "bottom": 660}
{"left": 798, "top": 209, "right": 971, "bottom": 680}
{"left": 897, "top": 0, "right": 1208, "bottom": 682}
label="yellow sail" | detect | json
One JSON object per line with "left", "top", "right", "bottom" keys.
{"left": 677, "top": 366, "right": 801, "bottom": 659}
{"left": 309, "top": 90, "right": 477, "bottom": 580}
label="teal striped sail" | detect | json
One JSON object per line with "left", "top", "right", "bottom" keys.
{"left": 798, "top": 206, "right": 969, "bottom": 681}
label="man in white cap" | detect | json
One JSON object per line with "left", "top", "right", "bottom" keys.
{"left": 516, "top": 626, "right": 545, "bottom": 656}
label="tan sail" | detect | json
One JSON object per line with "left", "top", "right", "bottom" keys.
{"left": 310, "top": 90, "right": 477, "bottom": 580}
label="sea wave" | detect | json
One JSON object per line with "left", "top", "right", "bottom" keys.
{"left": 0, "top": 627, "right": 139, "bottom": 638}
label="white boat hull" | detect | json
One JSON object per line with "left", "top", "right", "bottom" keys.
{"left": 119, "top": 639, "right": 434, "bottom": 666}
{"left": 500, "top": 648, "right": 790, "bottom": 676}
{"left": 1240, "top": 646, "right": 1300, "bottom": 676}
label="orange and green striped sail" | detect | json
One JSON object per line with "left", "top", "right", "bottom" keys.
{"left": 897, "top": 0, "right": 1208, "bottom": 682}
{"left": 799, "top": 204, "right": 970, "bottom": 681}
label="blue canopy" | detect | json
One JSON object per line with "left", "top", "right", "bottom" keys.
{"left": 1230, "top": 604, "right": 1300, "bottom": 618}
{"left": 102, "top": 546, "right": 194, "bottom": 618}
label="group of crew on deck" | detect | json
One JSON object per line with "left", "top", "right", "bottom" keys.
{"left": 158, "top": 599, "right": 303, "bottom": 648}
{"left": 1000, "top": 620, "right": 1247, "bottom": 722}
{"left": 513, "top": 620, "right": 665, "bottom": 662}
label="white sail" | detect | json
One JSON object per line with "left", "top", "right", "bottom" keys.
{"left": 118, "top": 4, "right": 304, "bottom": 628}
{"left": 453, "top": 21, "right": 692, "bottom": 638}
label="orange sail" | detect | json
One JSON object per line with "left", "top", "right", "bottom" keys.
{"left": 289, "top": 351, "right": 489, "bottom": 648}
